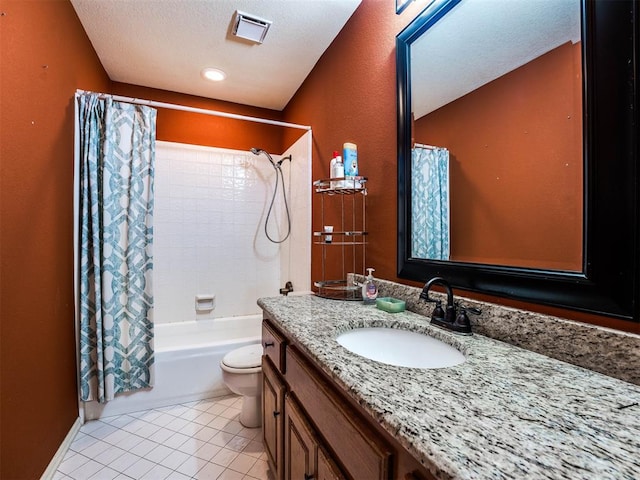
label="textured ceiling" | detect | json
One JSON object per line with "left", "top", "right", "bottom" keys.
{"left": 71, "top": 0, "right": 362, "bottom": 111}
{"left": 411, "top": 0, "right": 581, "bottom": 119}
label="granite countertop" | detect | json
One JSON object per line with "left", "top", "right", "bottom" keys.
{"left": 258, "top": 294, "right": 640, "bottom": 480}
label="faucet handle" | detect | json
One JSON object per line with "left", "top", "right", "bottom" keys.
{"left": 453, "top": 306, "right": 481, "bottom": 334}
{"left": 431, "top": 300, "right": 445, "bottom": 321}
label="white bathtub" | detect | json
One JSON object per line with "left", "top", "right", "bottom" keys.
{"left": 83, "top": 314, "right": 263, "bottom": 420}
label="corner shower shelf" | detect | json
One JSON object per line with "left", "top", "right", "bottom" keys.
{"left": 313, "top": 177, "right": 367, "bottom": 301}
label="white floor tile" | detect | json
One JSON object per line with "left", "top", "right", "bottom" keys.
{"left": 166, "top": 416, "right": 192, "bottom": 432}
{"left": 206, "top": 403, "right": 229, "bottom": 416}
{"left": 108, "top": 451, "right": 141, "bottom": 472}
{"left": 174, "top": 455, "right": 209, "bottom": 477}
{"left": 220, "top": 420, "right": 244, "bottom": 435}
{"left": 194, "top": 461, "right": 226, "bottom": 480}
{"left": 194, "top": 411, "right": 216, "bottom": 425}
{"left": 242, "top": 440, "right": 265, "bottom": 458}
{"left": 113, "top": 432, "right": 145, "bottom": 451}
{"left": 122, "top": 457, "right": 156, "bottom": 479}
{"left": 177, "top": 437, "right": 207, "bottom": 455}
{"left": 210, "top": 430, "right": 235, "bottom": 448}
{"left": 165, "top": 470, "right": 192, "bottom": 480}
{"left": 79, "top": 439, "right": 112, "bottom": 459}
{"left": 130, "top": 438, "right": 158, "bottom": 457}
{"left": 227, "top": 453, "right": 258, "bottom": 474}
{"left": 93, "top": 445, "right": 127, "bottom": 465}
{"left": 54, "top": 395, "right": 264, "bottom": 480}
{"left": 68, "top": 459, "right": 104, "bottom": 479}
{"left": 90, "top": 423, "right": 120, "bottom": 440}
{"left": 193, "top": 442, "right": 222, "bottom": 461}
{"left": 159, "top": 449, "right": 191, "bottom": 470}
{"left": 87, "top": 466, "right": 120, "bottom": 480}
{"left": 211, "top": 447, "right": 239, "bottom": 468}
{"left": 163, "top": 431, "right": 191, "bottom": 449}
{"left": 245, "top": 458, "right": 269, "bottom": 479}
{"left": 79, "top": 420, "right": 107, "bottom": 434}
{"left": 226, "top": 435, "right": 252, "bottom": 452}
{"left": 70, "top": 434, "right": 101, "bottom": 453}
{"left": 57, "top": 453, "right": 90, "bottom": 475}
{"left": 144, "top": 443, "right": 174, "bottom": 463}
{"left": 219, "top": 407, "right": 241, "bottom": 420}
{"left": 140, "top": 463, "right": 173, "bottom": 480}
{"left": 135, "top": 421, "right": 162, "bottom": 438}
{"left": 148, "top": 426, "right": 175, "bottom": 444}
{"left": 218, "top": 469, "right": 245, "bottom": 480}
{"left": 193, "top": 425, "right": 219, "bottom": 443}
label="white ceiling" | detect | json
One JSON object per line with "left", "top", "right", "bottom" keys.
{"left": 71, "top": 0, "right": 362, "bottom": 111}
{"left": 411, "top": 0, "right": 581, "bottom": 119}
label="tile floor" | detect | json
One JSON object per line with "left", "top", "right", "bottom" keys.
{"left": 53, "top": 395, "right": 270, "bottom": 480}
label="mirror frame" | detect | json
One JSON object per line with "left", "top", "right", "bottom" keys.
{"left": 397, "top": 0, "right": 639, "bottom": 321}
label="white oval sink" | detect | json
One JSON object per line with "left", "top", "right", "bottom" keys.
{"left": 336, "top": 327, "right": 465, "bottom": 369}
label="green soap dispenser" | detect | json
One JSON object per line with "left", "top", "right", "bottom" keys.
{"left": 362, "top": 268, "right": 378, "bottom": 305}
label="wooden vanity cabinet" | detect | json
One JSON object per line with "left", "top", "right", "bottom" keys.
{"left": 284, "top": 394, "right": 346, "bottom": 480}
{"left": 262, "top": 355, "right": 286, "bottom": 479}
{"left": 262, "top": 317, "right": 436, "bottom": 480}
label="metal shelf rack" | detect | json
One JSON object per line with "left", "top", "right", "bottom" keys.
{"left": 313, "top": 177, "right": 367, "bottom": 300}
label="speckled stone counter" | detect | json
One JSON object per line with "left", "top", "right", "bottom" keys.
{"left": 258, "top": 294, "right": 640, "bottom": 480}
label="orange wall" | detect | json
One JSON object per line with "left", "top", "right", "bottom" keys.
{"left": 111, "top": 83, "right": 295, "bottom": 154}
{"left": 283, "top": 1, "right": 638, "bottom": 334}
{"left": 414, "top": 42, "right": 583, "bottom": 270}
{"left": 283, "top": 0, "right": 417, "bottom": 289}
{"left": 0, "top": 0, "right": 110, "bottom": 478}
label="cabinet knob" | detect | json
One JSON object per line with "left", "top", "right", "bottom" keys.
{"left": 264, "top": 341, "right": 274, "bottom": 347}
{"left": 273, "top": 411, "right": 280, "bottom": 417}
{"left": 304, "top": 475, "right": 314, "bottom": 480}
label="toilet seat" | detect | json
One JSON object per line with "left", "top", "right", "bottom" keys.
{"left": 221, "top": 344, "right": 263, "bottom": 374}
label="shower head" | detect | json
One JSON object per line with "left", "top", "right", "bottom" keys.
{"left": 250, "top": 147, "right": 277, "bottom": 167}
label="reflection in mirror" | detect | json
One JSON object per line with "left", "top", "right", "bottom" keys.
{"left": 410, "top": 0, "right": 583, "bottom": 271}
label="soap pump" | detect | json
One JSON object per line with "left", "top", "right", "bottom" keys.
{"left": 362, "top": 268, "right": 378, "bottom": 305}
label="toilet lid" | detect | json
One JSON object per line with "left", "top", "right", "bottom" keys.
{"left": 222, "top": 344, "right": 263, "bottom": 369}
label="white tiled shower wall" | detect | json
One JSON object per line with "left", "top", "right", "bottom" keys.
{"left": 153, "top": 134, "right": 311, "bottom": 324}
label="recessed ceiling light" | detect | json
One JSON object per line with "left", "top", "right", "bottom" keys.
{"left": 201, "top": 68, "right": 226, "bottom": 82}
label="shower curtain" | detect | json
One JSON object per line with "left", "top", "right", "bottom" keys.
{"left": 77, "top": 92, "right": 157, "bottom": 403}
{"left": 411, "top": 146, "right": 450, "bottom": 260}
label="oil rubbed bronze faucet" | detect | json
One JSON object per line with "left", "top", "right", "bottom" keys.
{"left": 420, "top": 277, "right": 480, "bottom": 335}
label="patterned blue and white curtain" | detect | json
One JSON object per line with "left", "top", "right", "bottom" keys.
{"left": 411, "top": 146, "right": 450, "bottom": 260}
{"left": 77, "top": 92, "right": 156, "bottom": 403}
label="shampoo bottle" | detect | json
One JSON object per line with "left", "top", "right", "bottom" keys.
{"left": 362, "top": 268, "right": 378, "bottom": 305}
{"left": 330, "top": 151, "right": 344, "bottom": 189}
{"left": 343, "top": 142, "right": 358, "bottom": 181}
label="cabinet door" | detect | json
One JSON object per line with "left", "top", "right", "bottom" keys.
{"left": 317, "top": 445, "right": 346, "bottom": 480}
{"left": 284, "top": 395, "right": 316, "bottom": 480}
{"left": 263, "top": 357, "right": 286, "bottom": 480}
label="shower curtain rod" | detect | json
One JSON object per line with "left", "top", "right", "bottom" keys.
{"left": 414, "top": 142, "right": 438, "bottom": 150}
{"left": 75, "top": 90, "right": 312, "bottom": 131}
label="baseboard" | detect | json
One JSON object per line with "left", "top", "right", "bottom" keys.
{"left": 40, "top": 417, "right": 82, "bottom": 480}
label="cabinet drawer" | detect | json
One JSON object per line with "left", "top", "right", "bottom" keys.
{"left": 262, "top": 319, "right": 286, "bottom": 373}
{"left": 286, "top": 346, "right": 393, "bottom": 480}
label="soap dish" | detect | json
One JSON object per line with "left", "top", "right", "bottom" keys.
{"left": 375, "top": 297, "right": 406, "bottom": 313}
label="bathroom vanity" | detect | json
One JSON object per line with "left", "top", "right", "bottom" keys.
{"left": 258, "top": 294, "right": 640, "bottom": 480}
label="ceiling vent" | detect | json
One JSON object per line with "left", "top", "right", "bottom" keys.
{"left": 232, "top": 11, "right": 272, "bottom": 44}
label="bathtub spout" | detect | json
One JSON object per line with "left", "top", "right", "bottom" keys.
{"left": 279, "top": 281, "right": 294, "bottom": 296}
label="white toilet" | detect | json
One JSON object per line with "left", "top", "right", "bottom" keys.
{"left": 220, "top": 343, "right": 263, "bottom": 428}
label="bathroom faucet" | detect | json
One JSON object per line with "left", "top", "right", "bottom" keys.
{"left": 420, "top": 277, "right": 480, "bottom": 335}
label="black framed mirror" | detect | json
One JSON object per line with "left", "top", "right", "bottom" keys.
{"left": 397, "top": 0, "right": 639, "bottom": 322}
